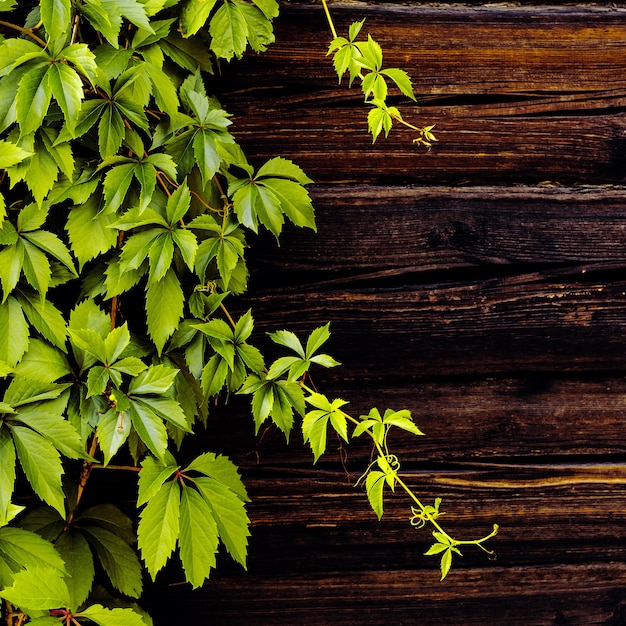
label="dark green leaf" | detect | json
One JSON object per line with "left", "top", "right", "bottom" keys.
{"left": 54, "top": 529, "right": 94, "bottom": 611}
{"left": 82, "top": 525, "right": 142, "bottom": 598}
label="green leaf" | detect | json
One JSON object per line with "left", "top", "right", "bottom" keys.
{"left": 17, "top": 291, "right": 67, "bottom": 350}
{"left": 305, "top": 323, "right": 331, "bottom": 358}
{"left": 0, "top": 297, "right": 29, "bottom": 366}
{"left": 180, "top": 0, "right": 219, "bottom": 37}
{"left": 209, "top": 1, "right": 248, "bottom": 61}
{"left": 23, "top": 229, "right": 76, "bottom": 276}
{"left": 178, "top": 486, "right": 218, "bottom": 587}
{"left": 117, "top": 0, "right": 154, "bottom": 32}
{"left": 69, "top": 328, "right": 107, "bottom": 364}
{"left": 200, "top": 353, "right": 228, "bottom": 397}
{"left": 146, "top": 268, "right": 184, "bottom": 355}
{"left": 0, "top": 430, "right": 16, "bottom": 523}
{"left": 0, "top": 139, "right": 33, "bottom": 168}
{"left": 268, "top": 329, "right": 304, "bottom": 358}
{"left": 11, "top": 424, "right": 65, "bottom": 516}
{"left": 96, "top": 408, "right": 131, "bottom": 465}
{"left": 195, "top": 476, "right": 250, "bottom": 568}
{"left": 365, "top": 470, "right": 386, "bottom": 520}
{"left": 381, "top": 67, "right": 416, "bottom": 101}
{"left": 82, "top": 525, "right": 142, "bottom": 597}
{"left": 185, "top": 452, "right": 249, "bottom": 501}
{"left": 137, "top": 456, "right": 178, "bottom": 506}
{"left": 47, "top": 62, "right": 83, "bottom": 134}
{"left": 98, "top": 105, "right": 125, "bottom": 158}
{"left": 147, "top": 233, "right": 174, "bottom": 284}
{"left": 103, "top": 162, "right": 135, "bottom": 212}
{"left": 54, "top": 529, "right": 94, "bottom": 611}
{"left": 129, "top": 400, "right": 168, "bottom": 461}
{"left": 0, "top": 565, "right": 70, "bottom": 613}
{"left": 0, "top": 526, "right": 66, "bottom": 587}
{"left": 137, "top": 479, "right": 180, "bottom": 579}
{"left": 104, "top": 323, "right": 131, "bottom": 364}
{"left": 16, "top": 63, "right": 52, "bottom": 136}
{"left": 128, "top": 364, "right": 177, "bottom": 395}
{"left": 14, "top": 408, "right": 86, "bottom": 460}
{"left": 77, "top": 604, "right": 147, "bottom": 626}
{"left": 41, "top": 0, "right": 72, "bottom": 42}
{"left": 133, "top": 396, "right": 191, "bottom": 433}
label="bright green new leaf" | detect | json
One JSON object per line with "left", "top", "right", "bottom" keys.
{"left": 178, "top": 486, "right": 218, "bottom": 587}
{"left": 129, "top": 400, "right": 168, "bottom": 461}
{"left": 0, "top": 526, "right": 65, "bottom": 578}
{"left": 195, "top": 476, "right": 249, "bottom": 568}
{"left": 41, "top": 0, "right": 72, "bottom": 43}
{"left": 209, "top": 0, "right": 248, "bottom": 61}
{"left": 381, "top": 67, "right": 416, "bottom": 101}
{"left": 128, "top": 363, "right": 178, "bottom": 395}
{"left": 96, "top": 408, "right": 131, "bottom": 465}
{"left": 365, "top": 469, "right": 386, "bottom": 520}
{"left": 0, "top": 139, "right": 32, "bottom": 168}
{"left": 54, "top": 529, "right": 95, "bottom": 611}
{"left": 0, "top": 565, "right": 70, "bottom": 613}
{"left": 137, "top": 456, "right": 179, "bottom": 506}
{"left": 77, "top": 604, "right": 148, "bottom": 626}
{"left": 180, "top": 0, "right": 218, "bottom": 37}
{"left": 137, "top": 479, "right": 180, "bottom": 578}
{"left": 184, "top": 452, "right": 249, "bottom": 501}
{"left": 268, "top": 329, "right": 305, "bottom": 358}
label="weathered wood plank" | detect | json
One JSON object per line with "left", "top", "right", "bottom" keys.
{"left": 213, "top": 4, "right": 626, "bottom": 184}
{"left": 249, "top": 185, "right": 626, "bottom": 275}
{"left": 237, "top": 275, "right": 626, "bottom": 377}
{"left": 203, "top": 376, "right": 626, "bottom": 467}
{"left": 146, "top": 563, "right": 626, "bottom": 625}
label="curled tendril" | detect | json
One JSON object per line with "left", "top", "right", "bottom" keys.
{"left": 409, "top": 498, "right": 444, "bottom": 529}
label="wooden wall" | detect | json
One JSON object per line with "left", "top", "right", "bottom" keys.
{"left": 146, "top": 3, "right": 626, "bottom": 624}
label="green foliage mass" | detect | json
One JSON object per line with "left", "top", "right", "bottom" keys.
{"left": 0, "top": 1, "right": 496, "bottom": 623}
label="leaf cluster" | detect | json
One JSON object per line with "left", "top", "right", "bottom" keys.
{"left": 327, "top": 17, "right": 437, "bottom": 146}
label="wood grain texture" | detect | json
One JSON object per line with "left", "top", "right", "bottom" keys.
{"left": 213, "top": 3, "right": 626, "bottom": 185}
{"left": 249, "top": 185, "right": 626, "bottom": 274}
{"left": 146, "top": 3, "right": 626, "bottom": 624}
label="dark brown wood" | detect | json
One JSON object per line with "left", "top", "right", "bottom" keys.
{"left": 250, "top": 185, "right": 626, "bottom": 274}
{"left": 203, "top": 376, "right": 626, "bottom": 467}
{"left": 147, "top": 3, "right": 626, "bottom": 624}
{"left": 240, "top": 275, "right": 626, "bottom": 377}
{"left": 214, "top": 4, "right": 626, "bottom": 185}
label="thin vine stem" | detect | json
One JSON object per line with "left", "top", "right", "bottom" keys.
{"left": 0, "top": 20, "right": 46, "bottom": 47}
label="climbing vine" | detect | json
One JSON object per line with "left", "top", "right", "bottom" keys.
{"left": 0, "top": 1, "right": 495, "bottom": 624}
